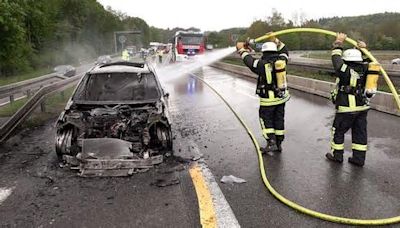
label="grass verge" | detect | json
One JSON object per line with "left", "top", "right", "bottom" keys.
{"left": 22, "top": 86, "right": 75, "bottom": 128}
{"left": 0, "top": 68, "right": 52, "bottom": 87}
{"left": 0, "top": 98, "right": 28, "bottom": 117}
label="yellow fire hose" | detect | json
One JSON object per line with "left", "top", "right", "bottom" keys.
{"left": 254, "top": 28, "right": 400, "bottom": 111}
{"left": 192, "top": 75, "right": 400, "bottom": 226}
{"left": 191, "top": 29, "right": 400, "bottom": 225}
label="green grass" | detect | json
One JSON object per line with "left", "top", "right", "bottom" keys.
{"left": 0, "top": 98, "right": 28, "bottom": 117}
{"left": 0, "top": 86, "right": 75, "bottom": 130}
{"left": 22, "top": 86, "right": 75, "bottom": 127}
{"left": 300, "top": 50, "right": 400, "bottom": 63}
{"left": 288, "top": 67, "right": 336, "bottom": 83}
{"left": 0, "top": 68, "right": 52, "bottom": 87}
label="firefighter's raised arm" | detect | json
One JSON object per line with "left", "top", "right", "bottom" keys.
{"left": 331, "top": 32, "right": 346, "bottom": 71}
{"left": 276, "top": 39, "right": 289, "bottom": 62}
{"left": 356, "top": 40, "right": 371, "bottom": 62}
{"left": 236, "top": 42, "right": 259, "bottom": 74}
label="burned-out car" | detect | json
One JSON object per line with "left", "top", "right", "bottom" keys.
{"left": 55, "top": 62, "right": 172, "bottom": 176}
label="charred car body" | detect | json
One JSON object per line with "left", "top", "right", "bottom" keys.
{"left": 55, "top": 62, "right": 172, "bottom": 176}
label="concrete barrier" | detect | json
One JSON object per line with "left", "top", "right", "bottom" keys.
{"left": 211, "top": 62, "right": 400, "bottom": 116}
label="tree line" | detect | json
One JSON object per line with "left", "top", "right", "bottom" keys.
{"left": 206, "top": 11, "right": 400, "bottom": 51}
{"left": 1, "top": 1, "right": 399, "bottom": 77}
{"left": 0, "top": 0, "right": 157, "bottom": 76}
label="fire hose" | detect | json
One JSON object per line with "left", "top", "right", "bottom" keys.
{"left": 190, "top": 28, "right": 400, "bottom": 226}
{"left": 253, "top": 28, "right": 400, "bottom": 111}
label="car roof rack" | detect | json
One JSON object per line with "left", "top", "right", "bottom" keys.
{"left": 99, "top": 61, "right": 145, "bottom": 68}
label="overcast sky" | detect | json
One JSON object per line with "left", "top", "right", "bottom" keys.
{"left": 98, "top": 0, "right": 400, "bottom": 31}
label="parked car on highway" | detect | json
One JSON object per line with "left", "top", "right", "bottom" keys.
{"left": 96, "top": 55, "right": 112, "bottom": 65}
{"left": 53, "top": 65, "right": 76, "bottom": 77}
{"left": 55, "top": 61, "right": 172, "bottom": 176}
{"left": 391, "top": 58, "right": 400, "bottom": 65}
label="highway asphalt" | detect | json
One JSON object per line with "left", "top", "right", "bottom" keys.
{"left": 0, "top": 65, "right": 399, "bottom": 227}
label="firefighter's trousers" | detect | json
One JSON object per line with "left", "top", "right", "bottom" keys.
{"left": 259, "top": 103, "right": 285, "bottom": 143}
{"left": 331, "top": 110, "right": 368, "bottom": 162}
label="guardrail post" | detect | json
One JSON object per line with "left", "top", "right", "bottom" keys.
{"left": 40, "top": 100, "right": 46, "bottom": 113}
{"left": 26, "top": 89, "right": 32, "bottom": 98}
{"left": 9, "top": 95, "right": 14, "bottom": 103}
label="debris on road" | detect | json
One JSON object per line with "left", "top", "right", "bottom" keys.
{"left": 220, "top": 175, "right": 247, "bottom": 184}
{"left": 151, "top": 175, "right": 180, "bottom": 187}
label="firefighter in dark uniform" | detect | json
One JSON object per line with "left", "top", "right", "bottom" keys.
{"left": 326, "top": 33, "right": 380, "bottom": 166}
{"left": 236, "top": 35, "right": 290, "bottom": 153}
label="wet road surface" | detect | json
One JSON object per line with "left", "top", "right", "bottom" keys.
{"left": 0, "top": 65, "right": 399, "bottom": 227}
{"left": 161, "top": 66, "right": 400, "bottom": 227}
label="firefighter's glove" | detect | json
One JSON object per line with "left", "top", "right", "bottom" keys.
{"left": 335, "top": 32, "right": 347, "bottom": 44}
{"left": 236, "top": 42, "right": 244, "bottom": 51}
{"left": 357, "top": 40, "right": 367, "bottom": 49}
{"left": 236, "top": 42, "right": 249, "bottom": 55}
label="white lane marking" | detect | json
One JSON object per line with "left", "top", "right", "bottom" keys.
{"left": 0, "top": 95, "right": 27, "bottom": 107}
{"left": 189, "top": 141, "right": 241, "bottom": 228}
{"left": 0, "top": 187, "right": 13, "bottom": 205}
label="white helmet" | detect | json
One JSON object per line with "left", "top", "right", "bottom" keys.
{"left": 343, "top": 49, "right": 362, "bottom": 62}
{"left": 261, "top": 42, "right": 277, "bottom": 52}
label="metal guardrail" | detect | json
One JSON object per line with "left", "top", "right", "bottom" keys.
{"left": 0, "top": 73, "right": 66, "bottom": 100}
{"left": 228, "top": 54, "right": 400, "bottom": 84}
{"left": 288, "top": 58, "right": 400, "bottom": 78}
{"left": 0, "top": 74, "right": 83, "bottom": 143}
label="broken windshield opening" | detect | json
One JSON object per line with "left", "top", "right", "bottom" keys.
{"left": 73, "top": 72, "right": 160, "bottom": 102}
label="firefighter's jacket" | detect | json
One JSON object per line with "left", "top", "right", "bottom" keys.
{"left": 241, "top": 43, "right": 290, "bottom": 106}
{"left": 331, "top": 45, "right": 379, "bottom": 113}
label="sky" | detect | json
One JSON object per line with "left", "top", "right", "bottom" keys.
{"left": 98, "top": 0, "right": 400, "bottom": 31}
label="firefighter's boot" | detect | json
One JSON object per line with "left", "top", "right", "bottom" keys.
{"left": 348, "top": 150, "right": 365, "bottom": 167}
{"left": 275, "top": 136, "right": 283, "bottom": 153}
{"left": 325, "top": 150, "right": 344, "bottom": 163}
{"left": 262, "top": 139, "right": 278, "bottom": 153}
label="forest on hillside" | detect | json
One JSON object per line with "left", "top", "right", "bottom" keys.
{"left": 1, "top": 0, "right": 399, "bottom": 77}
{"left": 207, "top": 11, "right": 400, "bottom": 50}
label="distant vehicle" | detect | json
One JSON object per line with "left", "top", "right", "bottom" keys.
{"left": 391, "top": 58, "right": 400, "bottom": 65}
{"left": 55, "top": 61, "right": 172, "bottom": 176}
{"left": 53, "top": 65, "right": 76, "bottom": 77}
{"left": 126, "top": 46, "right": 137, "bottom": 56}
{"left": 96, "top": 55, "right": 112, "bottom": 65}
{"left": 172, "top": 30, "right": 205, "bottom": 62}
{"left": 206, "top": 44, "right": 214, "bottom": 50}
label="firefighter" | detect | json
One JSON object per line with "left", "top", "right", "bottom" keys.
{"left": 236, "top": 35, "right": 290, "bottom": 153}
{"left": 122, "top": 49, "right": 130, "bottom": 61}
{"left": 326, "top": 33, "right": 380, "bottom": 167}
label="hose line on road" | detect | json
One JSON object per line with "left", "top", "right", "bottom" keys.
{"left": 254, "top": 28, "right": 400, "bottom": 112}
{"left": 191, "top": 72, "right": 400, "bottom": 225}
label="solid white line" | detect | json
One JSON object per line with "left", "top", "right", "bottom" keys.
{"left": 189, "top": 141, "right": 241, "bottom": 228}
{"left": 0, "top": 187, "right": 13, "bottom": 205}
{"left": 0, "top": 95, "right": 27, "bottom": 107}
